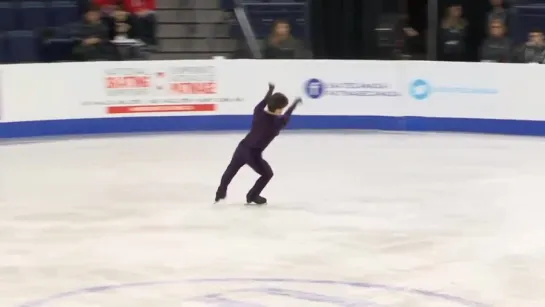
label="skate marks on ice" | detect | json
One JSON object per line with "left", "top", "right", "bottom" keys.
{"left": 15, "top": 278, "right": 490, "bottom": 307}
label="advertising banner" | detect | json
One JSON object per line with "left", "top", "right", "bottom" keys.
{"left": 299, "top": 61, "right": 403, "bottom": 115}
{"left": 403, "top": 61, "right": 545, "bottom": 120}
{"left": 4, "top": 59, "right": 545, "bottom": 123}
{"left": 0, "top": 61, "right": 251, "bottom": 122}
{"left": 80, "top": 61, "right": 245, "bottom": 118}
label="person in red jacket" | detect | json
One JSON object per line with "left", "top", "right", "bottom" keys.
{"left": 94, "top": 0, "right": 157, "bottom": 46}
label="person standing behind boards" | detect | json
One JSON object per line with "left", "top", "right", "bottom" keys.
{"left": 263, "top": 20, "right": 310, "bottom": 59}
{"left": 480, "top": 19, "right": 512, "bottom": 62}
{"left": 514, "top": 29, "right": 545, "bottom": 63}
{"left": 439, "top": 4, "right": 468, "bottom": 62}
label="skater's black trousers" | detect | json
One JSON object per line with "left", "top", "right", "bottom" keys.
{"left": 217, "top": 142, "right": 273, "bottom": 199}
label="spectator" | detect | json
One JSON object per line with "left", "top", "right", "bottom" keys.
{"left": 73, "top": 4, "right": 114, "bottom": 61}
{"left": 263, "top": 20, "right": 310, "bottom": 59}
{"left": 99, "top": 0, "right": 134, "bottom": 41}
{"left": 480, "top": 19, "right": 512, "bottom": 62}
{"left": 401, "top": 17, "right": 424, "bottom": 59}
{"left": 488, "top": 0, "right": 508, "bottom": 29}
{"left": 514, "top": 29, "right": 545, "bottom": 63}
{"left": 401, "top": 0, "right": 428, "bottom": 60}
{"left": 439, "top": 4, "right": 467, "bottom": 62}
{"left": 94, "top": 0, "right": 157, "bottom": 46}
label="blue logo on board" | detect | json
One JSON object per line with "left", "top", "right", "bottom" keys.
{"left": 304, "top": 78, "right": 326, "bottom": 99}
{"left": 409, "top": 79, "right": 431, "bottom": 100}
{"left": 304, "top": 78, "right": 401, "bottom": 99}
{"left": 408, "top": 78, "right": 498, "bottom": 100}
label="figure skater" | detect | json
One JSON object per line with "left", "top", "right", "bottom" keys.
{"left": 215, "top": 83, "right": 302, "bottom": 205}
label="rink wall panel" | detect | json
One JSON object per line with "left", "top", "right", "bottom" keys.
{"left": 1, "top": 60, "right": 545, "bottom": 139}
{"left": 3, "top": 116, "right": 545, "bottom": 139}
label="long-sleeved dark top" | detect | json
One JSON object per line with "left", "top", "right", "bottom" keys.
{"left": 263, "top": 37, "right": 309, "bottom": 59}
{"left": 240, "top": 89, "right": 297, "bottom": 151}
{"left": 75, "top": 20, "right": 108, "bottom": 41}
{"left": 517, "top": 44, "right": 545, "bottom": 63}
{"left": 440, "top": 24, "right": 467, "bottom": 55}
{"left": 480, "top": 37, "right": 511, "bottom": 62}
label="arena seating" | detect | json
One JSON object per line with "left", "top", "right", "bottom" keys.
{"left": 0, "top": 0, "right": 84, "bottom": 63}
{"left": 226, "top": 0, "right": 308, "bottom": 40}
{"left": 511, "top": 0, "right": 545, "bottom": 44}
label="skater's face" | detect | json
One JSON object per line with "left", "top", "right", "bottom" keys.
{"left": 273, "top": 107, "right": 284, "bottom": 115}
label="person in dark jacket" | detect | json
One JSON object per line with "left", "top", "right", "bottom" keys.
{"left": 263, "top": 20, "right": 309, "bottom": 59}
{"left": 515, "top": 29, "right": 545, "bottom": 63}
{"left": 99, "top": 0, "right": 134, "bottom": 41}
{"left": 214, "top": 83, "right": 302, "bottom": 205}
{"left": 94, "top": 0, "right": 157, "bottom": 46}
{"left": 439, "top": 4, "right": 467, "bottom": 62}
{"left": 480, "top": 19, "right": 511, "bottom": 62}
{"left": 73, "top": 4, "right": 113, "bottom": 61}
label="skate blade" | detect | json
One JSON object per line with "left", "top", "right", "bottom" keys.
{"left": 244, "top": 202, "right": 267, "bottom": 206}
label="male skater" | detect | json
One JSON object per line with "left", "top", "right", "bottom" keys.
{"left": 215, "top": 83, "right": 302, "bottom": 205}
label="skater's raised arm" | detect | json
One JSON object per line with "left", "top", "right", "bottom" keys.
{"left": 279, "top": 98, "right": 302, "bottom": 127}
{"left": 254, "top": 83, "right": 275, "bottom": 113}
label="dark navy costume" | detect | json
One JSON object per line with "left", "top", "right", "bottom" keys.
{"left": 216, "top": 89, "right": 298, "bottom": 201}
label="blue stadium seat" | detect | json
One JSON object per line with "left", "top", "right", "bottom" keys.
{"left": 221, "top": 0, "right": 234, "bottom": 10}
{"left": 51, "top": 0, "right": 79, "bottom": 27}
{"left": 0, "top": 2, "right": 17, "bottom": 32}
{"left": 512, "top": 4, "right": 545, "bottom": 44}
{"left": 20, "top": 1, "right": 50, "bottom": 30}
{"left": 6, "top": 30, "right": 38, "bottom": 63}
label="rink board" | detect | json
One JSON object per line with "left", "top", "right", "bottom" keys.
{"left": 3, "top": 115, "right": 545, "bottom": 139}
{"left": 0, "top": 60, "right": 543, "bottom": 138}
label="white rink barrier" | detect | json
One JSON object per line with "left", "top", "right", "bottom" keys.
{"left": 0, "top": 59, "right": 544, "bottom": 138}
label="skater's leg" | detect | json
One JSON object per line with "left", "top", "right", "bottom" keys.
{"left": 246, "top": 154, "right": 273, "bottom": 202}
{"left": 215, "top": 149, "right": 246, "bottom": 201}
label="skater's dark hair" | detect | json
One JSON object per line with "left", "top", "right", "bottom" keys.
{"left": 267, "top": 93, "right": 289, "bottom": 112}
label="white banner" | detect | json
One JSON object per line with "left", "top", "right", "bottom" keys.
{"left": 403, "top": 61, "right": 538, "bottom": 120}
{"left": 2, "top": 61, "right": 250, "bottom": 122}
{"left": 2, "top": 60, "right": 545, "bottom": 122}
{"left": 298, "top": 60, "right": 403, "bottom": 115}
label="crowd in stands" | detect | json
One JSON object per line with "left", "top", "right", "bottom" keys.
{"left": 3, "top": 0, "right": 545, "bottom": 64}
{"left": 223, "top": 0, "right": 310, "bottom": 59}
{"left": 435, "top": 0, "right": 545, "bottom": 63}
{"left": 0, "top": 0, "right": 156, "bottom": 63}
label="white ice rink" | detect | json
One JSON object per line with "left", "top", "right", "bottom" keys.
{"left": 2, "top": 131, "right": 545, "bottom": 307}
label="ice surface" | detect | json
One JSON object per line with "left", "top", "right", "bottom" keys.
{"left": 1, "top": 131, "right": 545, "bottom": 307}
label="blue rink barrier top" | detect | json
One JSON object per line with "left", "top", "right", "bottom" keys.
{"left": 1, "top": 60, "right": 545, "bottom": 139}
{"left": 3, "top": 115, "right": 545, "bottom": 139}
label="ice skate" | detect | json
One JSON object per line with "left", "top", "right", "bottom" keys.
{"left": 246, "top": 195, "right": 267, "bottom": 206}
{"left": 214, "top": 190, "right": 226, "bottom": 203}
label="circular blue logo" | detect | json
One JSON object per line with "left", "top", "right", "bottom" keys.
{"left": 304, "top": 78, "right": 325, "bottom": 99}
{"left": 409, "top": 79, "right": 431, "bottom": 100}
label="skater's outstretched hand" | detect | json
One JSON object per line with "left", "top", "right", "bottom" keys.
{"left": 262, "top": 82, "right": 275, "bottom": 102}
{"left": 279, "top": 97, "right": 302, "bottom": 127}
